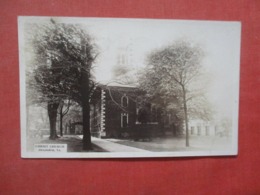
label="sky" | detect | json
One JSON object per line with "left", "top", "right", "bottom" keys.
{"left": 79, "top": 17, "right": 241, "bottom": 120}
{"left": 20, "top": 17, "right": 241, "bottom": 120}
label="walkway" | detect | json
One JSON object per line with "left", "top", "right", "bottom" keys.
{"left": 78, "top": 136, "right": 150, "bottom": 152}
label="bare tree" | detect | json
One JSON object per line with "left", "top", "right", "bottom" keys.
{"left": 112, "top": 64, "right": 131, "bottom": 78}
{"left": 111, "top": 64, "right": 137, "bottom": 85}
{"left": 140, "top": 40, "right": 205, "bottom": 147}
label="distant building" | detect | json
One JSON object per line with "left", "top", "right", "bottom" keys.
{"left": 188, "top": 119, "right": 230, "bottom": 137}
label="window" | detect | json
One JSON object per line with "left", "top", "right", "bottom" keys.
{"left": 151, "top": 105, "right": 158, "bottom": 122}
{"left": 197, "top": 126, "right": 201, "bottom": 135}
{"left": 206, "top": 126, "right": 210, "bottom": 136}
{"left": 121, "top": 95, "right": 128, "bottom": 107}
{"left": 215, "top": 126, "right": 218, "bottom": 135}
{"left": 121, "top": 113, "right": 128, "bottom": 128}
{"left": 191, "top": 126, "right": 194, "bottom": 135}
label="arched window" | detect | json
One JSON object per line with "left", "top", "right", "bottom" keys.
{"left": 121, "top": 94, "right": 128, "bottom": 107}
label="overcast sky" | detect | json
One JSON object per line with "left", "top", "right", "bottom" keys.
{"left": 20, "top": 17, "right": 241, "bottom": 120}
{"left": 81, "top": 18, "right": 240, "bottom": 120}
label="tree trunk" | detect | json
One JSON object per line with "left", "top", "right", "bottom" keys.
{"left": 81, "top": 71, "right": 92, "bottom": 150}
{"left": 182, "top": 85, "right": 190, "bottom": 147}
{"left": 48, "top": 101, "right": 60, "bottom": 140}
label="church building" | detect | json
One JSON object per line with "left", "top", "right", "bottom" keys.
{"left": 90, "top": 82, "right": 163, "bottom": 138}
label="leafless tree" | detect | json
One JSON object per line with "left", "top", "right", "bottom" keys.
{"left": 140, "top": 40, "right": 207, "bottom": 146}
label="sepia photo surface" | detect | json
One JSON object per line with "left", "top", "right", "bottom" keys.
{"left": 19, "top": 16, "right": 241, "bottom": 158}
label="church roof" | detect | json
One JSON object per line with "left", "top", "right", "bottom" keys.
{"left": 99, "top": 81, "right": 137, "bottom": 89}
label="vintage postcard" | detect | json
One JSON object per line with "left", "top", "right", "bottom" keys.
{"left": 19, "top": 16, "right": 241, "bottom": 158}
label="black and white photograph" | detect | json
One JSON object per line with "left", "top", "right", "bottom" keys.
{"left": 19, "top": 16, "right": 241, "bottom": 158}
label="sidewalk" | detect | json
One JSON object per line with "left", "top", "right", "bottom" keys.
{"left": 79, "top": 136, "right": 151, "bottom": 152}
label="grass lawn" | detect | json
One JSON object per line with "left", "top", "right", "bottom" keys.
{"left": 107, "top": 134, "right": 233, "bottom": 152}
